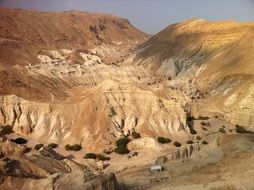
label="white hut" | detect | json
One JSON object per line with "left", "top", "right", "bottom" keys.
{"left": 150, "top": 165, "right": 163, "bottom": 172}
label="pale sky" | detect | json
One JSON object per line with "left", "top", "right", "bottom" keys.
{"left": 1, "top": 0, "right": 254, "bottom": 34}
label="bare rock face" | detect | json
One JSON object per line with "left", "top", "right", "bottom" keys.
{"left": 0, "top": 56, "right": 190, "bottom": 151}
{"left": 155, "top": 145, "right": 194, "bottom": 164}
{"left": 23, "top": 170, "right": 118, "bottom": 190}
{"left": 0, "top": 140, "right": 28, "bottom": 158}
{"left": 39, "top": 171, "right": 118, "bottom": 190}
{"left": 0, "top": 153, "right": 118, "bottom": 190}
{"left": 39, "top": 146, "right": 65, "bottom": 160}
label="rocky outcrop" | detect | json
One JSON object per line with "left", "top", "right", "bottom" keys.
{"left": 0, "top": 82, "right": 189, "bottom": 151}
{"left": 29, "top": 171, "right": 118, "bottom": 190}
{"left": 0, "top": 153, "right": 118, "bottom": 190}
{"left": 155, "top": 145, "right": 195, "bottom": 164}
{"left": 0, "top": 140, "right": 28, "bottom": 158}
{"left": 39, "top": 146, "right": 65, "bottom": 160}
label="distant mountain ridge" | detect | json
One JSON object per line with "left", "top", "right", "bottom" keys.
{"left": 0, "top": 7, "right": 148, "bottom": 66}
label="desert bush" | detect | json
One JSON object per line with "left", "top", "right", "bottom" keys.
{"left": 202, "top": 127, "right": 207, "bottom": 131}
{"left": 201, "top": 121, "right": 210, "bottom": 126}
{"left": 65, "top": 144, "right": 82, "bottom": 151}
{"left": 97, "top": 154, "right": 110, "bottom": 161}
{"left": 84, "top": 153, "right": 97, "bottom": 159}
{"left": 186, "top": 140, "right": 193, "bottom": 144}
{"left": 219, "top": 127, "right": 226, "bottom": 133}
{"left": 173, "top": 141, "right": 181, "bottom": 147}
{"left": 200, "top": 121, "right": 206, "bottom": 126}
{"left": 12, "top": 137, "right": 28, "bottom": 144}
{"left": 157, "top": 137, "right": 171, "bottom": 144}
{"left": 72, "top": 144, "right": 82, "bottom": 151}
{"left": 116, "top": 137, "right": 131, "bottom": 147}
{"left": 65, "top": 144, "right": 71, "bottom": 151}
{"left": 48, "top": 143, "right": 58, "bottom": 149}
{"left": 198, "top": 116, "right": 209, "bottom": 120}
{"left": 132, "top": 152, "right": 139, "bottom": 156}
{"left": 235, "top": 125, "right": 253, "bottom": 134}
{"left": 202, "top": 140, "right": 208, "bottom": 145}
{"left": 131, "top": 131, "right": 141, "bottom": 139}
{"left": 115, "top": 137, "right": 131, "bottom": 155}
{"left": 196, "top": 136, "right": 202, "bottom": 140}
{"left": 115, "top": 145, "right": 130, "bottom": 154}
{"left": 34, "top": 143, "right": 43, "bottom": 150}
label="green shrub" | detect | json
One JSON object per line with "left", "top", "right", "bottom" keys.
{"left": 115, "top": 146, "right": 130, "bottom": 154}
{"left": 132, "top": 152, "right": 139, "bottom": 156}
{"left": 131, "top": 131, "right": 141, "bottom": 139}
{"left": 65, "top": 144, "right": 71, "bottom": 151}
{"left": 202, "top": 140, "right": 208, "bottom": 145}
{"left": 65, "top": 144, "right": 82, "bottom": 151}
{"left": 173, "top": 141, "right": 181, "bottom": 147}
{"left": 201, "top": 121, "right": 210, "bottom": 126}
{"left": 97, "top": 154, "right": 110, "bottom": 161}
{"left": 115, "top": 138, "right": 131, "bottom": 155}
{"left": 84, "top": 153, "right": 97, "bottom": 159}
{"left": 198, "top": 116, "right": 209, "bottom": 120}
{"left": 116, "top": 137, "right": 130, "bottom": 146}
{"left": 48, "top": 143, "right": 58, "bottom": 149}
{"left": 235, "top": 125, "right": 253, "bottom": 134}
{"left": 186, "top": 140, "right": 193, "bottom": 144}
{"left": 12, "top": 137, "right": 28, "bottom": 144}
{"left": 34, "top": 143, "right": 43, "bottom": 150}
{"left": 219, "top": 127, "right": 226, "bottom": 133}
{"left": 72, "top": 144, "right": 82, "bottom": 151}
{"left": 200, "top": 121, "right": 206, "bottom": 126}
{"left": 157, "top": 137, "right": 171, "bottom": 144}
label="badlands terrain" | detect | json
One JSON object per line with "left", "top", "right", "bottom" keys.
{"left": 1, "top": 7, "right": 254, "bottom": 190}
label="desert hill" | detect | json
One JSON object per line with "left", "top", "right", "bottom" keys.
{"left": 131, "top": 19, "right": 254, "bottom": 128}
{"left": 1, "top": 8, "right": 254, "bottom": 190}
{"left": 0, "top": 7, "right": 148, "bottom": 66}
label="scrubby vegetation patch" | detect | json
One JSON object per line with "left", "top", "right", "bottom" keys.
{"left": 48, "top": 143, "right": 58, "bottom": 149}
{"left": 12, "top": 137, "right": 28, "bottom": 144}
{"left": 65, "top": 144, "right": 82, "bottom": 151}
{"left": 34, "top": 143, "right": 43, "bottom": 150}
{"left": 157, "top": 137, "right": 171, "bottom": 144}
{"left": 115, "top": 137, "right": 131, "bottom": 154}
